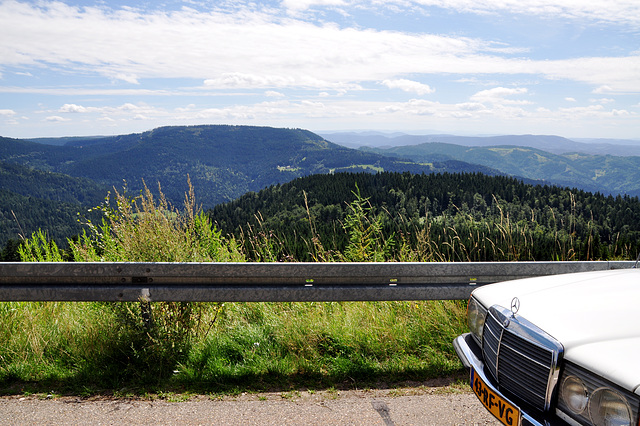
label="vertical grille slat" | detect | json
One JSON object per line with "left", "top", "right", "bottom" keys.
{"left": 481, "top": 306, "right": 563, "bottom": 412}
{"left": 483, "top": 313, "right": 501, "bottom": 379}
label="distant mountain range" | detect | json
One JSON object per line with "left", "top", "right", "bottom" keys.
{"left": 2, "top": 124, "right": 640, "bottom": 248}
{"left": 359, "top": 142, "right": 640, "bottom": 197}
{"left": 0, "top": 125, "right": 498, "bottom": 246}
{"left": 320, "top": 132, "right": 640, "bottom": 156}
{"left": 1, "top": 125, "right": 500, "bottom": 207}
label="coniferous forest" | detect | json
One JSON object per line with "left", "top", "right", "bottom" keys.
{"left": 3, "top": 169, "right": 640, "bottom": 263}
{"left": 210, "top": 171, "right": 640, "bottom": 262}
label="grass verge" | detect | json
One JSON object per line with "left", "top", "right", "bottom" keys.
{"left": 0, "top": 300, "right": 467, "bottom": 396}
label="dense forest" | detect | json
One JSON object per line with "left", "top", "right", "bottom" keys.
{"left": 0, "top": 161, "right": 107, "bottom": 250}
{"left": 210, "top": 172, "right": 640, "bottom": 262}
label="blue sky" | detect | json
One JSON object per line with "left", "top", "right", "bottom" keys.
{"left": 0, "top": 0, "right": 638, "bottom": 139}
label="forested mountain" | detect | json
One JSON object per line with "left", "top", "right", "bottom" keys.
{"left": 0, "top": 126, "right": 496, "bottom": 208}
{"left": 3, "top": 125, "right": 640, "bottom": 258}
{"left": 0, "top": 161, "right": 109, "bottom": 205}
{"left": 362, "top": 143, "right": 640, "bottom": 197}
{"left": 0, "top": 161, "right": 107, "bottom": 248}
{"left": 210, "top": 172, "right": 640, "bottom": 262}
{"left": 0, "top": 189, "right": 96, "bottom": 254}
{"left": 0, "top": 125, "right": 502, "bottom": 248}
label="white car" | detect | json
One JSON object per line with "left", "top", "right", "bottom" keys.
{"left": 453, "top": 268, "right": 640, "bottom": 426}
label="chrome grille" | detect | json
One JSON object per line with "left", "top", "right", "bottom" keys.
{"left": 482, "top": 306, "right": 563, "bottom": 412}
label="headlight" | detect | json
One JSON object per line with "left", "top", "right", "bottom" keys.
{"left": 557, "top": 362, "right": 640, "bottom": 426}
{"left": 467, "top": 296, "right": 487, "bottom": 344}
{"left": 588, "top": 388, "right": 632, "bottom": 426}
{"left": 560, "top": 375, "right": 589, "bottom": 414}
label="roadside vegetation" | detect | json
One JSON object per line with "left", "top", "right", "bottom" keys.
{"left": 1, "top": 173, "right": 635, "bottom": 397}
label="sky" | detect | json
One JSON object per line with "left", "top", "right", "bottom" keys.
{"left": 0, "top": 0, "right": 639, "bottom": 140}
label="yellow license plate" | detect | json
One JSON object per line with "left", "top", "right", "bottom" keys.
{"left": 471, "top": 368, "right": 520, "bottom": 426}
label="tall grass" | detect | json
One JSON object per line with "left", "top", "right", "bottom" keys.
{"left": 181, "top": 300, "right": 466, "bottom": 390}
{"left": 3, "top": 183, "right": 591, "bottom": 395}
{"left": 10, "top": 180, "right": 248, "bottom": 389}
{"left": 0, "top": 302, "right": 114, "bottom": 385}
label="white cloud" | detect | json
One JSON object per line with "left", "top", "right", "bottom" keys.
{"left": 301, "top": 100, "right": 325, "bottom": 108}
{"left": 0, "top": 86, "right": 174, "bottom": 96}
{"left": 204, "top": 73, "right": 359, "bottom": 91}
{"left": 593, "top": 85, "right": 614, "bottom": 94}
{"left": 118, "top": 103, "right": 142, "bottom": 112}
{"left": 337, "top": 0, "right": 640, "bottom": 26}
{"left": 381, "top": 79, "right": 435, "bottom": 95}
{"left": 112, "top": 73, "right": 140, "bottom": 84}
{"left": 205, "top": 73, "right": 295, "bottom": 89}
{"left": 265, "top": 90, "right": 285, "bottom": 98}
{"left": 44, "top": 115, "right": 70, "bottom": 122}
{"left": 559, "top": 105, "right": 604, "bottom": 116}
{"left": 612, "top": 109, "right": 629, "bottom": 116}
{"left": 1, "top": 2, "right": 638, "bottom": 94}
{"left": 458, "top": 102, "right": 486, "bottom": 111}
{"left": 540, "top": 57, "right": 640, "bottom": 93}
{"left": 175, "top": 104, "right": 196, "bottom": 113}
{"left": 53, "top": 102, "right": 168, "bottom": 124}
{"left": 281, "top": 0, "right": 347, "bottom": 12}
{"left": 1, "top": 1, "right": 639, "bottom": 139}
{"left": 59, "top": 103, "right": 88, "bottom": 113}
{"left": 470, "top": 87, "right": 530, "bottom": 104}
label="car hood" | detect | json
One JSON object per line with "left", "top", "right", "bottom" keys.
{"left": 472, "top": 268, "right": 640, "bottom": 394}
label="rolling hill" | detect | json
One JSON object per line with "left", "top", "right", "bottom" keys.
{"left": 3, "top": 124, "right": 640, "bottom": 250}
{"left": 322, "top": 132, "right": 640, "bottom": 156}
{"left": 0, "top": 125, "right": 499, "bottom": 247}
{"left": 362, "top": 143, "right": 640, "bottom": 197}
{"left": 0, "top": 161, "right": 108, "bottom": 249}
{"left": 0, "top": 125, "right": 501, "bottom": 207}
{"left": 210, "top": 171, "right": 640, "bottom": 262}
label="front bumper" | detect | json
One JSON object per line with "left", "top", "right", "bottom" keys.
{"left": 453, "top": 333, "right": 566, "bottom": 426}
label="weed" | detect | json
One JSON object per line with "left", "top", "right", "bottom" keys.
{"left": 325, "top": 387, "right": 339, "bottom": 399}
{"left": 280, "top": 390, "right": 300, "bottom": 400}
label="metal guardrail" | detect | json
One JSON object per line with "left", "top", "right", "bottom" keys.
{"left": 0, "top": 261, "right": 634, "bottom": 302}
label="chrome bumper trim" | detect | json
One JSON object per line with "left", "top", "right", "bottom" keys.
{"left": 453, "top": 333, "right": 566, "bottom": 426}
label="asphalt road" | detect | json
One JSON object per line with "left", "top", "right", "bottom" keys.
{"left": 0, "top": 382, "right": 500, "bottom": 425}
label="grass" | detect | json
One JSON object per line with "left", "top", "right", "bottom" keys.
{"left": 0, "top": 300, "right": 467, "bottom": 396}
{"left": 3, "top": 181, "right": 595, "bottom": 397}
{"left": 177, "top": 300, "right": 467, "bottom": 391}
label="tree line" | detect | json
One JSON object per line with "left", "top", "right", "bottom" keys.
{"left": 209, "top": 172, "right": 640, "bottom": 262}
